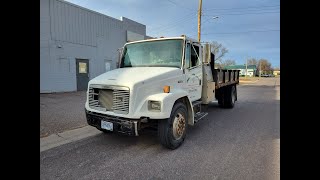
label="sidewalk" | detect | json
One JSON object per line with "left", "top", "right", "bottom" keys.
{"left": 40, "top": 91, "right": 88, "bottom": 138}
{"left": 40, "top": 126, "right": 100, "bottom": 152}
{"left": 239, "top": 79, "right": 259, "bottom": 84}
{"left": 240, "top": 77, "right": 280, "bottom": 86}
{"left": 239, "top": 77, "right": 260, "bottom": 84}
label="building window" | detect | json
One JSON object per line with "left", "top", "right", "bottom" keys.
{"left": 105, "top": 60, "right": 112, "bottom": 72}
{"left": 79, "top": 62, "right": 87, "bottom": 73}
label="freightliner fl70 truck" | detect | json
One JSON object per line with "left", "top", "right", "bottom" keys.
{"left": 85, "top": 35, "right": 240, "bottom": 149}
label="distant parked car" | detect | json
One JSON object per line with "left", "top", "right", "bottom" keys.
{"left": 261, "top": 74, "right": 275, "bottom": 77}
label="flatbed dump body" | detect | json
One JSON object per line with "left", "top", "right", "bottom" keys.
{"left": 213, "top": 69, "right": 240, "bottom": 89}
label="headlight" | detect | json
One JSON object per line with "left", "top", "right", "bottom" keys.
{"left": 148, "top": 101, "right": 161, "bottom": 111}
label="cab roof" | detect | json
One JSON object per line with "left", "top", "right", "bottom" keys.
{"left": 124, "top": 35, "right": 200, "bottom": 46}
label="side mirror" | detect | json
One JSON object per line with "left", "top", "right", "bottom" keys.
{"left": 117, "top": 47, "right": 124, "bottom": 68}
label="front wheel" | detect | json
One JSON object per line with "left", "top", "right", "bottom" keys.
{"left": 158, "top": 102, "right": 188, "bottom": 149}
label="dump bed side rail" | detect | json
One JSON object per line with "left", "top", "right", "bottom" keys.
{"left": 213, "top": 69, "right": 240, "bottom": 89}
{"left": 208, "top": 55, "right": 240, "bottom": 89}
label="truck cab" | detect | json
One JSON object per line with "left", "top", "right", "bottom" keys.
{"left": 85, "top": 35, "right": 239, "bottom": 149}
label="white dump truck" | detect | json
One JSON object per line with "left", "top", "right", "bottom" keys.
{"left": 85, "top": 35, "right": 239, "bottom": 149}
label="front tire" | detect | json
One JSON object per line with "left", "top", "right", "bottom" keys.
{"left": 158, "top": 102, "right": 188, "bottom": 149}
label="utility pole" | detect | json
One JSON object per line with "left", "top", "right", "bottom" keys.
{"left": 197, "top": 0, "right": 203, "bottom": 42}
{"left": 245, "top": 58, "right": 248, "bottom": 78}
{"left": 259, "top": 62, "right": 261, "bottom": 77}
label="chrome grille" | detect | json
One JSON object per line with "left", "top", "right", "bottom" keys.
{"left": 88, "top": 85, "right": 129, "bottom": 114}
{"left": 88, "top": 87, "right": 100, "bottom": 109}
{"left": 113, "top": 89, "right": 130, "bottom": 114}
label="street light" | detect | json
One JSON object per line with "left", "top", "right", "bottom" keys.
{"left": 198, "top": 16, "right": 219, "bottom": 43}
{"left": 212, "top": 16, "right": 219, "bottom": 20}
{"left": 198, "top": 0, "right": 219, "bottom": 41}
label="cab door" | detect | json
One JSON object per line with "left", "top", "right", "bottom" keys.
{"left": 184, "top": 42, "right": 202, "bottom": 102}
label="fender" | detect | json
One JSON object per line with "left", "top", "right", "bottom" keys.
{"left": 135, "top": 89, "right": 195, "bottom": 125}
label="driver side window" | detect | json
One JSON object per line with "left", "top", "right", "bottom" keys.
{"left": 185, "top": 43, "right": 200, "bottom": 69}
{"left": 191, "top": 44, "right": 200, "bottom": 67}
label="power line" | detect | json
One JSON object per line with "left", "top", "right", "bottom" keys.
{"left": 149, "top": 15, "right": 196, "bottom": 35}
{"left": 199, "top": 15, "right": 217, "bottom": 29}
{"left": 148, "top": 3, "right": 279, "bottom": 37}
{"left": 188, "top": 29, "right": 279, "bottom": 37}
{"left": 148, "top": 13, "right": 195, "bottom": 33}
{"left": 201, "top": 15, "right": 214, "bottom": 23}
{"left": 148, "top": 12, "right": 195, "bottom": 31}
{"left": 165, "top": 0, "right": 194, "bottom": 11}
{"left": 201, "top": 29, "right": 280, "bottom": 35}
{"left": 150, "top": 17, "right": 198, "bottom": 36}
{"left": 156, "top": 21, "right": 280, "bottom": 38}
{"left": 203, "top": 11, "right": 280, "bottom": 16}
{"left": 203, "top": 4, "right": 280, "bottom": 11}
{"left": 203, "top": 7, "right": 279, "bottom": 13}
{"left": 147, "top": 0, "right": 196, "bottom": 31}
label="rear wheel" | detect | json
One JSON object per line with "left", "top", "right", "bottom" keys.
{"left": 224, "top": 85, "right": 236, "bottom": 108}
{"left": 158, "top": 102, "right": 188, "bottom": 149}
{"left": 218, "top": 88, "right": 225, "bottom": 108}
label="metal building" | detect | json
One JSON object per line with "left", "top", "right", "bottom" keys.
{"left": 40, "top": 0, "right": 147, "bottom": 93}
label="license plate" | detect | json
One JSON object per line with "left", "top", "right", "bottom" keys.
{"left": 101, "top": 120, "right": 113, "bottom": 131}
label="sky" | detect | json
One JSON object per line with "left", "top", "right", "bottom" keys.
{"left": 65, "top": 0, "right": 280, "bottom": 68}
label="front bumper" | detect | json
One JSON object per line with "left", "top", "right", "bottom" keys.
{"left": 85, "top": 110, "right": 139, "bottom": 136}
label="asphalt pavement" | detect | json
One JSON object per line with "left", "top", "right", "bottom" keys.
{"left": 40, "top": 77, "right": 280, "bottom": 180}
{"left": 40, "top": 91, "right": 87, "bottom": 137}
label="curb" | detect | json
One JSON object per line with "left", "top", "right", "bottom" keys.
{"left": 239, "top": 80, "right": 258, "bottom": 84}
{"left": 40, "top": 126, "right": 101, "bottom": 152}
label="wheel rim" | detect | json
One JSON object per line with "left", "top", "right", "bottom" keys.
{"left": 172, "top": 112, "right": 186, "bottom": 140}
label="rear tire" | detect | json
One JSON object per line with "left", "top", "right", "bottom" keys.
{"left": 218, "top": 88, "right": 225, "bottom": 108}
{"left": 224, "top": 85, "right": 236, "bottom": 108}
{"left": 158, "top": 102, "right": 188, "bottom": 149}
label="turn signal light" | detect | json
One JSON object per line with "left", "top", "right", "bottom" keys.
{"left": 163, "top": 86, "right": 170, "bottom": 93}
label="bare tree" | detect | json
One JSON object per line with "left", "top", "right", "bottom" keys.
{"left": 210, "top": 41, "right": 228, "bottom": 65}
{"left": 221, "top": 59, "right": 236, "bottom": 68}
{"left": 248, "top": 58, "right": 258, "bottom": 67}
{"left": 258, "top": 59, "right": 272, "bottom": 74}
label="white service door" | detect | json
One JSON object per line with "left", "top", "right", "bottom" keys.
{"left": 184, "top": 43, "right": 202, "bottom": 102}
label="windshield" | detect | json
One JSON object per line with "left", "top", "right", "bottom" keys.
{"left": 121, "top": 39, "right": 183, "bottom": 68}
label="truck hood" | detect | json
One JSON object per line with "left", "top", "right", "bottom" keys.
{"left": 89, "top": 67, "right": 181, "bottom": 88}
